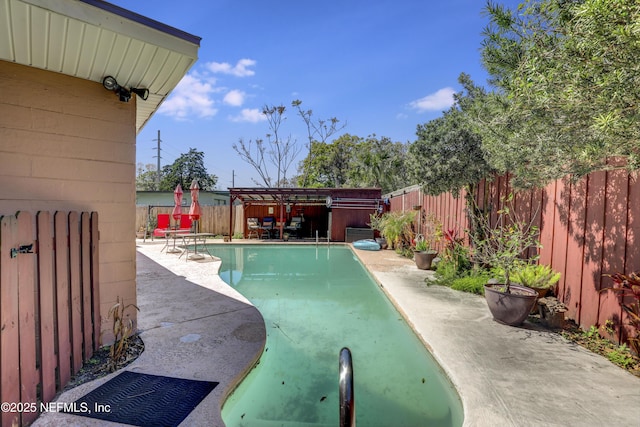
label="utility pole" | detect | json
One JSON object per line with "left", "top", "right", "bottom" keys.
{"left": 232, "top": 170, "right": 235, "bottom": 188}
{"left": 153, "top": 130, "right": 161, "bottom": 190}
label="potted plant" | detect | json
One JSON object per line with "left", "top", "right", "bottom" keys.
{"left": 413, "top": 235, "right": 438, "bottom": 270}
{"left": 510, "top": 263, "right": 561, "bottom": 299}
{"left": 136, "top": 226, "right": 146, "bottom": 239}
{"left": 470, "top": 195, "right": 541, "bottom": 326}
{"left": 369, "top": 211, "right": 416, "bottom": 252}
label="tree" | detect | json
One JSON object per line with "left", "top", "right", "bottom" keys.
{"left": 233, "top": 104, "right": 302, "bottom": 187}
{"left": 348, "top": 135, "right": 410, "bottom": 193}
{"left": 478, "top": 0, "right": 640, "bottom": 188}
{"left": 297, "top": 133, "right": 410, "bottom": 193}
{"left": 159, "top": 148, "right": 217, "bottom": 191}
{"left": 292, "top": 99, "right": 347, "bottom": 187}
{"left": 136, "top": 163, "right": 158, "bottom": 191}
{"left": 407, "top": 74, "right": 494, "bottom": 198}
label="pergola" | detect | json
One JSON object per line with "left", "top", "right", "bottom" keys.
{"left": 229, "top": 187, "right": 383, "bottom": 241}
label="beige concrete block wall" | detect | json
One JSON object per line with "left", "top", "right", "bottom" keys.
{"left": 0, "top": 60, "right": 137, "bottom": 344}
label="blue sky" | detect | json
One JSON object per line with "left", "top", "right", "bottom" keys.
{"left": 112, "top": 0, "right": 522, "bottom": 188}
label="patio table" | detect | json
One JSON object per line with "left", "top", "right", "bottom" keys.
{"left": 178, "top": 233, "right": 215, "bottom": 261}
{"left": 158, "top": 229, "right": 191, "bottom": 253}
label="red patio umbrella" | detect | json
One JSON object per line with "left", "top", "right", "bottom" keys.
{"left": 172, "top": 184, "right": 183, "bottom": 227}
{"left": 189, "top": 179, "right": 201, "bottom": 233}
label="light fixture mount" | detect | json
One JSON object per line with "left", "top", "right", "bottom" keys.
{"left": 102, "top": 76, "right": 119, "bottom": 91}
{"left": 102, "top": 75, "right": 149, "bottom": 103}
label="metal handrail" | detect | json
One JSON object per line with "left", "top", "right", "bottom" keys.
{"left": 339, "top": 347, "right": 355, "bottom": 427}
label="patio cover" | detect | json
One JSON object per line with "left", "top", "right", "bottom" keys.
{"left": 229, "top": 187, "right": 383, "bottom": 240}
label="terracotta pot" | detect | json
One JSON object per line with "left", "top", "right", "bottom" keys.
{"left": 484, "top": 284, "right": 538, "bottom": 326}
{"left": 414, "top": 251, "right": 438, "bottom": 270}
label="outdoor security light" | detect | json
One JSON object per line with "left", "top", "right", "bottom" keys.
{"left": 102, "top": 76, "right": 149, "bottom": 103}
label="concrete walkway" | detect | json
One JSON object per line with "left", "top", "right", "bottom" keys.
{"left": 36, "top": 241, "right": 639, "bottom": 426}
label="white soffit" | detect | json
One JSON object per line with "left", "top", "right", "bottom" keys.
{"left": 0, "top": 0, "right": 201, "bottom": 133}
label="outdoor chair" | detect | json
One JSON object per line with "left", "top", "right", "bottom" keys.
{"left": 274, "top": 219, "right": 286, "bottom": 239}
{"left": 261, "top": 216, "right": 275, "bottom": 239}
{"left": 153, "top": 213, "right": 171, "bottom": 237}
{"left": 178, "top": 215, "right": 193, "bottom": 232}
{"left": 285, "top": 216, "right": 302, "bottom": 238}
{"left": 247, "top": 217, "right": 260, "bottom": 239}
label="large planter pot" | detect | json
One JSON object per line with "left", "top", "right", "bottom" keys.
{"left": 484, "top": 284, "right": 538, "bottom": 326}
{"left": 414, "top": 251, "right": 438, "bottom": 270}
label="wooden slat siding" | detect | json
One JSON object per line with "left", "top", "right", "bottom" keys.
{"left": 68, "top": 212, "right": 83, "bottom": 374}
{"left": 529, "top": 188, "right": 544, "bottom": 260}
{"left": 580, "top": 172, "right": 607, "bottom": 329}
{"left": 1, "top": 215, "right": 21, "bottom": 427}
{"left": 599, "top": 169, "right": 629, "bottom": 343}
{"left": 81, "top": 212, "right": 93, "bottom": 361}
{"left": 17, "top": 212, "right": 38, "bottom": 426}
{"left": 91, "top": 212, "right": 101, "bottom": 351}
{"left": 37, "top": 211, "right": 57, "bottom": 404}
{"left": 538, "top": 181, "right": 556, "bottom": 267}
{"left": 551, "top": 180, "right": 570, "bottom": 307}
{"left": 564, "top": 177, "right": 588, "bottom": 323}
{"left": 622, "top": 174, "right": 640, "bottom": 346}
{"left": 54, "top": 212, "right": 72, "bottom": 387}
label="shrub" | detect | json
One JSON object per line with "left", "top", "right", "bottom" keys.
{"left": 451, "top": 274, "right": 489, "bottom": 295}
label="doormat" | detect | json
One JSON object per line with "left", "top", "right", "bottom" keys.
{"left": 64, "top": 371, "right": 218, "bottom": 427}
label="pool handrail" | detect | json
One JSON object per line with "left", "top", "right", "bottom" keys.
{"left": 339, "top": 347, "right": 355, "bottom": 427}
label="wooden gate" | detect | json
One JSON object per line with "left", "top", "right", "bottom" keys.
{"left": 0, "top": 211, "right": 100, "bottom": 426}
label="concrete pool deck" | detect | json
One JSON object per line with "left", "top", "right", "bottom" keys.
{"left": 35, "top": 240, "right": 639, "bottom": 427}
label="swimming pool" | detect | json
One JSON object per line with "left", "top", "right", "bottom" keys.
{"left": 216, "top": 244, "right": 463, "bottom": 426}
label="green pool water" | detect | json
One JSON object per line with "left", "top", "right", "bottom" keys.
{"left": 215, "top": 244, "right": 463, "bottom": 427}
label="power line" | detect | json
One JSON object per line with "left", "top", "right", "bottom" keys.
{"left": 152, "top": 130, "right": 161, "bottom": 190}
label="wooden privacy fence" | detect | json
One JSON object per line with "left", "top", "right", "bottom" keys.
{"left": 389, "top": 170, "right": 639, "bottom": 347}
{"left": 0, "top": 211, "right": 100, "bottom": 427}
{"left": 136, "top": 205, "right": 244, "bottom": 236}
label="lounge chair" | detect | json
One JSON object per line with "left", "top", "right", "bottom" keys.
{"left": 153, "top": 213, "right": 171, "bottom": 237}
{"left": 274, "top": 219, "right": 286, "bottom": 239}
{"left": 261, "top": 217, "right": 275, "bottom": 239}
{"left": 285, "top": 216, "right": 302, "bottom": 238}
{"left": 179, "top": 215, "right": 193, "bottom": 232}
{"left": 247, "top": 217, "right": 260, "bottom": 239}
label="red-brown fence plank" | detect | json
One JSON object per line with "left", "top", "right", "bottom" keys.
{"left": 37, "top": 211, "right": 57, "bottom": 404}
{"left": 91, "top": 212, "right": 101, "bottom": 351}
{"left": 622, "top": 174, "right": 640, "bottom": 347}
{"left": 598, "top": 170, "right": 629, "bottom": 343}
{"left": 538, "top": 181, "right": 556, "bottom": 266}
{"left": 81, "top": 212, "right": 93, "bottom": 360}
{"left": 16, "top": 211, "right": 38, "bottom": 426}
{"left": 68, "top": 212, "right": 83, "bottom": 373}
{"left": 580, "top": 172, "right": 607, "bottom": 329}
{"left": 1, "top": 215, "right": 21, "bottom": 427}
{"left": 550, "top": 180, "right": 570, "bottom": 306}
{"left": 54, "top": 211, "right": 72, "bottom": 387}
{"left": 564, "top": 177, "right": 588, "bottom": 323}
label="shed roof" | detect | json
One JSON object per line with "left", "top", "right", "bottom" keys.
{"left": 0, "top": 0, "right": 200, "bottom": 133}
{"left": 230, "top": 187, "right": 383, "bottom": 209}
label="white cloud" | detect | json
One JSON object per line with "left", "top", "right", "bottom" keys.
{"left": 207, "top": 59, "right": 256, "bottom": 77}
{"left": 158, "top": 74, "right": 218, "bottom": 119}
{"left": 409, "top": 87, "right": 456, "bottom": 112}
{"left": 229, "top": 108, "right": 266, "bottom": 123}
{"left": 223, "top": 90, "right": 246, "bottom": 106}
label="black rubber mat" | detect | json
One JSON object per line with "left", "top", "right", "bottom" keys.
{"left": 65, "top": 371, "right": 218, "bottom": 426}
